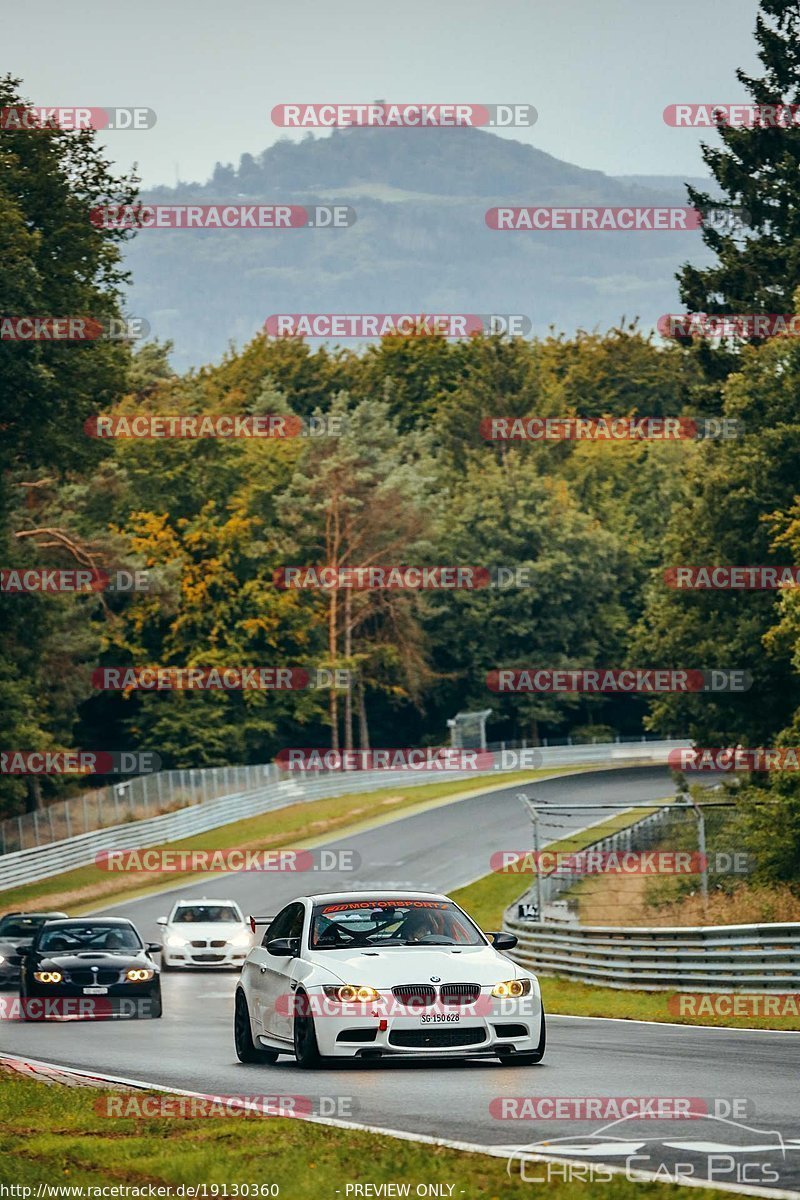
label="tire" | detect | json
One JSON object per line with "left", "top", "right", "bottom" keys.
{"left": 160, "top": 957, "right": 176, "bottom": 972}
{"left": 293, "top": 990, "right": 322, "bottom": 1069}
{"left": 148, "top": 990, "right": 163, "bottom": 1019}
{"left": 497, "top": 1012, "right": 546, "bottom": 1066}
{"left": 19, "top": 988, "right": 42, "bottom": 1023}
{"left": 234, "top": 990, "right": 278, "bottom": 1063}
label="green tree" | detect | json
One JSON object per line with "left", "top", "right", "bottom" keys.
{"left": 678, "top": 1, "right": 800, "bottom": 316}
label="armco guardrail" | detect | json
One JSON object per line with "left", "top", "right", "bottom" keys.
{"left": 0, "top": 739, "right": 687, "bottom": 891}
{"left": 502, "top": 804, "right": 800, "bottom": 992}
{"left": 503, "top": 916, "right": 800, "bottom": 992}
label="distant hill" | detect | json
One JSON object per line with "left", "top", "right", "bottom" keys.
{"left": 123, "top": 127, "right": 715, "bottom": 370}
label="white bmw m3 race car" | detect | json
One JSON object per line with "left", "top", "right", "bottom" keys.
{"left": 234, "top": 891, "right": 545, "bottom": 1067}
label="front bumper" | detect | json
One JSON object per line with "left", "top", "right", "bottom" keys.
{"left": 163, "top": 942, "right": 248, "bottom": 969}
{"left": 296, "top": 991, "right": 543, "bottom": 1058}
{"left": 19, "top": 982, "right": 161, "bottom": 1019}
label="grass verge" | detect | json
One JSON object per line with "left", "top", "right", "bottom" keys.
{"left": 0, "top": 1069, "right": 760, "bottom": 1200}
{"left": 0, "top": 767, "right": 596, "bottom": 915}
{"left": 450, "top": 808, "right": 800, "bottom": 1032}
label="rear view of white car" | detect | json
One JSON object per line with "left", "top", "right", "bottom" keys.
{"left": 157, "top": 899, "right": 253, "bottom": 969}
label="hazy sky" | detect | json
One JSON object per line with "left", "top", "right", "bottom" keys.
{"left": 6, "top": 0, "right": 761, "bottom": 188}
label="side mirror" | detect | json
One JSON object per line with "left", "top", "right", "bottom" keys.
{"left": 267, "top": 937, "right": 298, "bottom": 958}
{"left": 146, "top": 942, "right": 162, "bottom": 955}
{"left": 156, "top": 917, "right": 167, "bottom": 926}
{"left": 490, "top": 932, "right": 518, "bottom": 951}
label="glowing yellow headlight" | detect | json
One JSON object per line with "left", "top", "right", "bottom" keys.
{"left": 323, "top": 984, "right": 380, "bottom": 1003}
{"left": 34, "top": 971, "right": 63, "bottom": 984}
{"left": 491, "top": 978, "right": 530, "bottom": 998}
{"left": 126, "top": 968, "right": 155, "bottom": 982}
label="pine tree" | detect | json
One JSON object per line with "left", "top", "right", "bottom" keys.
{"left": 678, "top": 1, "right": 800, "bottom": 315}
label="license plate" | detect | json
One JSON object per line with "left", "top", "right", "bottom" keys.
{"left": 420, "top": 1013, "right": 460, "bottom": 1024}
{"left": 83, "top": 986, "right": 108, "bottom": 994}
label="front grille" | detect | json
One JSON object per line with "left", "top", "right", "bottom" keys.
{"left": 69, "top": 969, "right": 120, "bottom": 986}
{"left": 191, "top": 953, "right": 225, "bottom": 962}
{"left": 391, "top": 985, "right": 435, "bottom": 1008}
{"left": 190, "top": 940, "right": 208, "bottom": 948}
{"left": 389, "top": 1027, "right": 486, "bottom": 1049}
{"left": 439, "top": 983, "right": 481, "bottom": 1005}
{"left": 210, "top": 940, "right": 227, "bottom": 948}
{"left": 493, "top": 1023, "right": 529, "bottom": 1038}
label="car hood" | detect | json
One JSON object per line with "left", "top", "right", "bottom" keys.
{"left": 165, "top": 922, "right": 248, "bottom": 939}
{"left": 304, "top": 944, "right": 522, "bottom": 988}
{"left": 35, "top": 951, "right": 155, "bottom": 971}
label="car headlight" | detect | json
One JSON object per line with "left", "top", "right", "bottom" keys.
{"left": 491, "top": 978, "right": 531, "bottom": 998}
{"left": 164, "top": 932, "right": 189, "bottom": 947}
{"left": 231, "top": 929, "right": 252, "bottom": 947}
{"left": 126, "top": 968, "right": 155, "bottom": 982}
{"left": 322, "top": 984, "right": 380, "bottom": 1003}
{"left": 34, "top": 971, "right": 63, "bottom": 984}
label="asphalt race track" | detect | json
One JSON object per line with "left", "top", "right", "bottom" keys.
{"left": 2, "top": 766, "right": 799, "bottom": 1194}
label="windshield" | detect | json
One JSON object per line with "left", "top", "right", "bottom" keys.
{"left": 310, "top": 899, "right": 484, "bottom": 949}
{"left": 37, "top": 923, "right": 143, "bottom": 954}
{"left": 171, "top": 905, "right": 242, "bottom": 923}
{"left": 0, "top": 916, "right": 52, "bottom": 939}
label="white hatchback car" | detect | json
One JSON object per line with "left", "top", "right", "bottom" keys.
{"left": 234, "top": 890, "right": 545, "bottom": 1068}
{"left": 157, "top": 899, "right": 253, "bottom": 970}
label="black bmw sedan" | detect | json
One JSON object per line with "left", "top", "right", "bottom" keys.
{"left": 0, "top": 911, "right": 68, "bottom": 987}
{"left": 19, "top": 917, "right": 162, "bottom": 1020}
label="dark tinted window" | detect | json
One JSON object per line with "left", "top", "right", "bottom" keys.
{"left": 37, "top": 923, "right": 142, "bottom": 953}
{"left": 172, "top": 905, "right": 241, "bottom": 923}
{"left": 310, "top": 900, "right": 483, "bottom": 949}
{"left": 263, "top": 903, "right": 304, "bottom": 946}
{"left": 0, "top": 916, "right": 50, "bottom": 939}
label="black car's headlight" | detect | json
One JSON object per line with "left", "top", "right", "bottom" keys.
{"left": 33, "top": 971, "right": 63, "bottom": 983}
{"left": 126, "top": 968, "right": 155, "bottom": 982}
